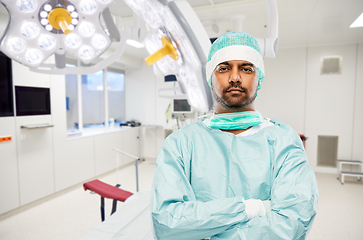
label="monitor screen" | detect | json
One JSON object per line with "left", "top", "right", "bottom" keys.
{"left": 173, "top": 99, "right": 191, "bottom": 112}
{"left": 15, "top": 86, "right": 51, "bottom": 116}
{"left": 0, "top": 52, "right": 14, "bottom": 117}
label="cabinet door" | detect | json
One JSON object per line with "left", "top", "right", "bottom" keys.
{"left": 122, "top": 127, "right": 140, "bottom": 163}
{"left": 94, "top": 131, "right": 123, "bottom": 176}
{"left": 139, "top": 126, "right": 164, "bottom": 160}
{"left": 16, "top": 116, "right": 54, "bottom": 206}
{"left": 0, "top": 117, "right": 20, "bottom": 214}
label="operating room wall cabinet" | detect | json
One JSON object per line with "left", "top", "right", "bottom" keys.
{"left": 11, "top": 61, "right": 55, "bottom": 206}
{"left": 0, "top": 117, "right": 20, "bottom": 215}
{"left": 95, "top": 131, "right": 124, "bottom": 176}
{"left": 122, "top": 127, "right": 140, "bottom": 163}
{"left": 16, "top": 116, "right": 55, "bottom": 206}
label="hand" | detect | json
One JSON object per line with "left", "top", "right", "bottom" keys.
{"left": 243, "top": 199, "right": 271, "bottom": 219}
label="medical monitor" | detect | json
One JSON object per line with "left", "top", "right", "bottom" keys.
{"left": 15, "top": 86, "right": 51, "bottom": 116}
{"left": 172, "top": 99, "right": 192, "bottom": 113}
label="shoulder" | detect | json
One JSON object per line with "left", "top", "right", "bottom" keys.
{"left": 166, "top": 120, "right": 209, "bottom": 141}
{"left": 265, "top": 119, "right": 299, "bottom": 137}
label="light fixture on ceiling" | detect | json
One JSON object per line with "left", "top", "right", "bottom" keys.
{"left": 350, "top": 13, "right": 363, "bottom": 28}
{"left": 0, "top": 0, "right": 130, "bottom": 75}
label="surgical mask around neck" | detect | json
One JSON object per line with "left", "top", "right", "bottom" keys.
{"left": 209, "top": 111, "right": 263, "bottom": 130}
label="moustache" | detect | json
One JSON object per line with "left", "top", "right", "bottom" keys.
{"left": 223, "top": 82, "right": 247, "bottom": 93}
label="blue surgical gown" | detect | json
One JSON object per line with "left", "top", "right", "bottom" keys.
{"left": 151, "top": 119, "right": 319, "bottom": 240}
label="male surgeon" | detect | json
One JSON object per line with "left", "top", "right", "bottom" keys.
{"left": 151, "top": 32, "right": 319, "bottom": 239}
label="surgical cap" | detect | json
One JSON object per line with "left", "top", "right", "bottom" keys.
{"left": 206, "top": 32, "right": 265, "bottom": 90}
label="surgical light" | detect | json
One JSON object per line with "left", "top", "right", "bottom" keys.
{"left": 0, "top": 0, "right": 115, "bottom": 70}
{"left": 350, "top": 13, "right": 363, "bottom": 28}
{"left": 124, "top": 0, "right": 214, "bottom": 112}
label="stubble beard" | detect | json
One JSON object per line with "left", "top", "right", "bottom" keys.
{"left": 213, "top": 85, "right": 258, "bottom": 110}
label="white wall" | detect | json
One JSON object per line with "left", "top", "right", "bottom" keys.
{"left": 125, "top": 63, "right": 173, "bottom": 126}
{"left": 352, "top": 43, "right": 363, "bottom": 160}
{"left": 305, "top": 44, "right": 358, "bottom": 173}
{"left": 257, "top": 43, "right": 363, "bottom": 173}
{"left": 255, "top": 47, "right": 307, "bottom": 133}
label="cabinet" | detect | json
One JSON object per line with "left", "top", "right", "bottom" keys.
{"left": 16, "top": 116, "right": 55, "bottom": 205}
{"left": 0, "top": 118, "right": 20, "bottom": 215}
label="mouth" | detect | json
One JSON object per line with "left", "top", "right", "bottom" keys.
{"left": 226, "top": 88, "right": 244, "bottom": 93}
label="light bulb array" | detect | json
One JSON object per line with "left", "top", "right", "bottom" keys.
{"left": 38, "top": 2, "right": 78, "bottom": 34}
{"left": 0, "top": 0, "right": 114, "bottom": 68}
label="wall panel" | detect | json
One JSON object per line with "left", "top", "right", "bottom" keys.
{"left": 352, "top": 43, "right": 363, "bottom": 160}
{"left": 255, "top": 47, "right": 307, "bottom": 134}
{"left": 305, "top": 44, "right": 357, "bottom": 172}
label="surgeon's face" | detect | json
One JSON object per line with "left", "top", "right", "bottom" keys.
{"left": 211, "top": 60, "right": 259, "bottom": 113}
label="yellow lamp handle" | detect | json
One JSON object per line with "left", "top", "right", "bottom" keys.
{"left": 145, "top": 36, "right": 178, "bottom": 66}
{"left": 48, "top": 8, "right": 72, "bottom": 35}
{"left": 57, "top": 16, "right": 71, "bottom": 35}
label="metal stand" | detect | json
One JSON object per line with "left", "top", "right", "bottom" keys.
{"left": 337, "top": 159, "right": 363, "bottom": 184}
{"left": 112, "top": 148, "right": 140, "bottom": 192}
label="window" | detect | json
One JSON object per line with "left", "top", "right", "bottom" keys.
{"left": 65, "top": 64, "right": 79, "bottom": 132}
{"left": 65, "top": 62, "right": 125, "bottom": 135}
{"left": 82, "top": 70, "right": 105, "bottom": 129}
{"left": 107, "top": 68, "right": 126, "bottom": 126}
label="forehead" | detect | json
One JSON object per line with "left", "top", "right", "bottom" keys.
{"left": 217, "top": 60, "right": 254, "bottom": 66}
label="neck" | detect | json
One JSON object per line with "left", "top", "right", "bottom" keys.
{"left": 221, "top": 127, "right": 252, "bottom": 135}
{"left": 214, "top": 104, "right": 255, "bottom": 115}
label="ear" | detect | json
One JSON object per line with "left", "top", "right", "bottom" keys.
{"left": 210, "top": 74, "right": 215, "bottom": 91}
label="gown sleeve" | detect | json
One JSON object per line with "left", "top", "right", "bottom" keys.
{"left": 151, "top": 131, "right": 250, "bottom": 240}
{"left": 212, "top": 129, "right": 319, "bottom": 239}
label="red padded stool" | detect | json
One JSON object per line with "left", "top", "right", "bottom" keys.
{"left": 83, "top": 179, "right": 133, "bottom": 221}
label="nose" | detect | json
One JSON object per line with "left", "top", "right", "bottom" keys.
{"left": 229, "top": 67, "right": 241, "bottom": 83}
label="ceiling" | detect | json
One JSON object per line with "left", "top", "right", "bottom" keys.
{"left": 0, "top": 0, "right": 362, "bottom": 60}
{"left": 112, "top": 0, "right": 363, "bottom": 59}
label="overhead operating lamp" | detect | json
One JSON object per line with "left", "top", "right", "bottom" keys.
{"left": 124, "top": 0, "right": 214, "bottom": 112}
{"left": 0, "top": 0, "right": 129, "bottom": 75}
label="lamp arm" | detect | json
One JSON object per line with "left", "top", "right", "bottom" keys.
{"left": 256, "top": 0, "right": 279, "bottom": 58}
{"left": 102, "top": 8, "right": 120, "bottom": 42}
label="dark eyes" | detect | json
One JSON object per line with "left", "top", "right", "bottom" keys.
{"left": 216, "top": 66, "right": 254, "bottom": 73}
{"left": 242, "top": 67, "right": 254, "bottom": 73}
{"left": 217, "top": 67, "right": 228, "bottom": 72}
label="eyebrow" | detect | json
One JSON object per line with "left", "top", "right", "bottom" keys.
{"left": 218, "top": 62, "right": 254, "bottom": 67}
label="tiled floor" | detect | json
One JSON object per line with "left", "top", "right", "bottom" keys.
{"left": 0, "top": 161, "right": 362, "bottom": 240}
